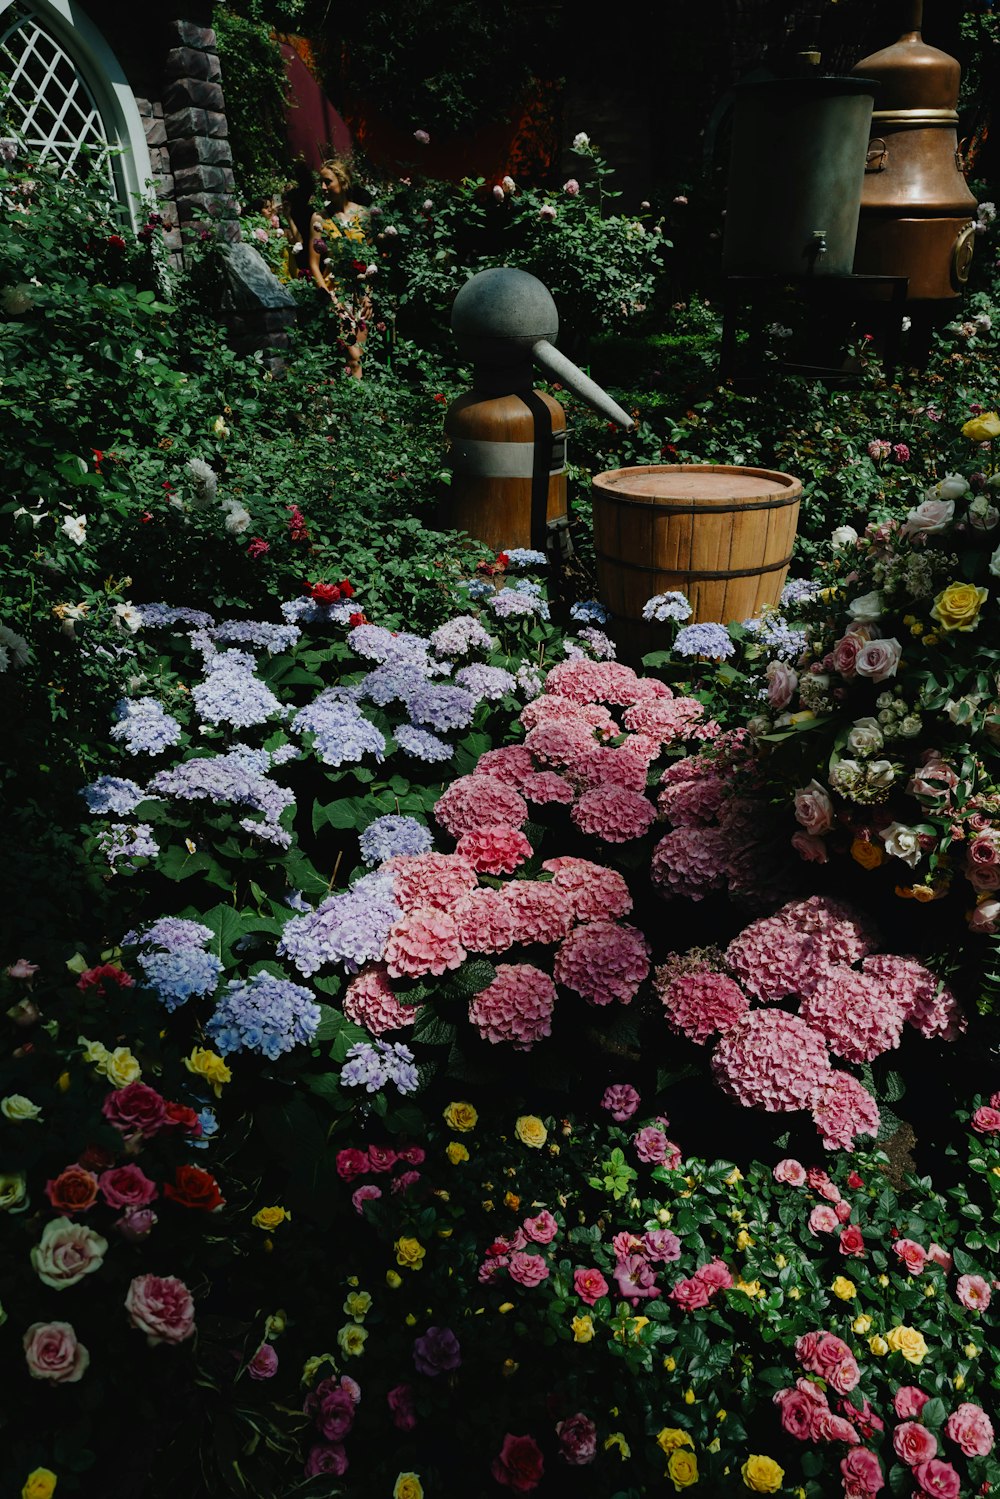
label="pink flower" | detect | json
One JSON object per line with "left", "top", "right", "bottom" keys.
{"left": 894, "top": 1387, "right": 930, "bottom": 1420}
{"left": 893, "top": 1422, "right": 937, "bottom": 1465}
{"left": 523, "top": 1210, "right": 558, "bottom": 1244}
{"left": 101, "top": 1080, "right": 168, "bottom": 1137}
{"left": 812, "top": 1070, "right": 880, "bottom": 1151}
{"left": 855, "top": 637, "right": 902, "bottom": 684}
{"left": 624, "top": 695, "right": 704, "bottom": 743}
{"left": 492, "top": 1432, "right": 544, "bottom": 1492}
{"left": 115, "top": 1208, "right": 157, "bottom": 1242}
{"left": 862, "top": 955, "right": 964, "bottom": 1041}
{"left": 971, "top": 1105, "right": 1000, "bottom": 1133}
{"left": 807, "top": 1167, "right": 841, "bottom": 1200}
{"left": 247, "top": 1342, "right": 279, "bottom": 1379}
{"left": 894, "top": 1239, "right": 927, "bottom": 1275}
{"left": 335, "top": 1148, "right": 369, "bottom": 1181}
{"left": 456, "top": 825, "right": 533, "bottom": 875}
{"left": 868, "top": 439, "right": 892, "bottom": 460}
{"left": 840, "top": 1224, "right": 866, "bottom": 1257}
{"left": 694, "top": 1258, "right": 733, "bottom": 1292}
{"left": 572, "top": 784, "right": 655, "bottom": 842}
{"left": 912, "top": 1458, "right": 961, "bottom": 1499}
{"left": 634, "top": 1127, "right": 681, "bottom": 1167}
{"left": 712, "top": 1010, "right": 832, "bottom": 1113}
{"left": 792, "top": 830, "right": 829, "bottom": 863}
{"left": 344, "top": 965, "right": 420, "bottom": 1035}
{"left": 573, "top": 1267, "right": 609, "bottom": 1305}
{"left": 501, "top": 880, "right": 574, "bottom": 944}
{"left": 832, "top": 630, "right": 869, "bottom": 678}
{"left": 98, "top": 1164, "right": 158, "bottom": 1210}
{"left": 413, "top": 129, "right": 430, "bottom": 144}
{"left": 669, "top": 1275, "right": 711, "bottom": 1310}
{"left": 766, "top": 660, "right": 798, "bottom": 711}
{"left": 304, "top": 1444, "right": 348, "bottom": 1478}
{"left": 555, "top": 921, "right": 649, "bottom": 1006}
{"left": 840, "top": 1447, "right": 884, "bottom": 1494}
{"left": 23, "top": 1321, "right": 90, "bottom": 1382}
{"left": 538, "top": 204, "right": 557, "bottom": 221}
{"left": 809, "top": 1205, "right": 840, "bottom": 1234}
{"left": 508, "top": 1251, "right": 550, "bottom": 1288}
{"left": 601, "top": 1082, "right": 641, "bottom": 1121}
{"left": 801, "top": 968, "right": 909, "bottom": 1063}
{"left": 125, "top": 1273, "right": 196, "bottom": 1345}
{"left": 452, "top": 888, "right": 516, "bottom": 954}
{"left": 384, "top": 908, "right": 466, "bottom": 978}
{"left": 434, "top": 775, "right": 527, "bottom": 838}
{"left": 563, "top": 178, "right": 580, "bottom": 196}
{"left": 955, "top": 1273, "right": 991, "bottom": 1311}
{"left": 796, "top": 1331, "right": 860, "bottom": 1393}
{"left": 657, "top": 969, "right": 748, "bottom": 1043}
{"left": 927, "top": 1243, "right": 952, "bottom": 1273}
{"left": 475, "top": 745, "right": 536, "bottom": 786}
{"left": 651, "top": 825, "right": 731, "bottom": 899}
{"left": 774, "top": 1158, "right": 807, "bottom": 1186}
{"left": 387, "top": 1383, "right": 417, "bottom": 1431}
{"left": 521, "top": 692, "right": 615, "bottom": 731}
{"left": 556, "top": 1411, "right": 596, "bottom": 1465}
{"left": 893, "top": 442, "right": 910, "bottom": 462}
{"left": 522, "top": 770, "right": 575, "bottom": 805}
{"left": 468, "top": 964, "right": 557, "bottom": 1049}
{"left": 542, "top": 856, "right": 632, "bottom": 922}
{"left": 390, "top": 851, "right": 478, "bottom": 912}
{"left": 367, "top": 1144, "right": 396, "bottom": 1172}
{"left": 944, "top": 1402, "right": 994, "bottom": 1457}
{"left": 613, "top": 1253, "right": 661, "bottom": 1304}
{"left": 643, "top": 1228, "right": 681, "bottom": 1262}
{"left": 6, "top": 957, "right": 38, "bottom": 979}
{"left": 794, "top": 780, "right": 835, "bottom": 835}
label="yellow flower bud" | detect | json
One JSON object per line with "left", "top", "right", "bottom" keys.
{"left": 663, "top": 1355, "right": 676, "bottom": 1372}
{"left": 869, "top": 1335, "right": 889, "bottom": 1356}
{"left": 498, "top": 1302, "right": 514, "bottom": 1314}
{"left": 386, "top": 1271, "right": 402, "bottom": 1289}
{"left": 832, "top": 1276, "right": 856, "bottom": 1301}
{"left": 683, "top": 1388, "right": 696, "bottom": 1405}
{"left": 852, "top": 1314, "right": 872, "bottom": 1335}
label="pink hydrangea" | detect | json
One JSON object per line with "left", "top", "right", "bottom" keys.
{"left": 651, "top": 826, "right": 730, "bottom": 898}
{"left": 573, "top": 784, "right": 656, "bottom": 843}
{"left": 502, "top": 881, "right": 574, "bottom": 944}
{"left": 434, "top": 774, "right": 528, "bottom": 838}
{"left": 812, "top": 1071, "right": 880, "bottom": 1151}
{"left": 711, "top": 1011, "right": 832, "bottom": 1113}
{"left": 631, "top": 675, "right": 674, "bottom": 701}
{"left": 601, "top": 1083, "right": 641, "bottom": 1121}
{"left": 456, "top": 825, "right": 533, "bottom": 875}
{"left": 657, "top": 970, "right": 748, "bottom": 1044}
{"left": 521, "top": 771, "right": 575, "bottom": 805}
{"left": 519, "top": 694, "right": 615, "bottom": 732}
{"left": 861, "top": 955, "right": 965, "bottom": 1041}
{"left": 554, "top": 920, "right": 649, "bottom": 1006}
{"left": 955, "top": 1273, "right": 991, "bottom": 1311}
{"left": 390, "top": 851, "right": 479, "bottom": 912}
{"left": 452, "top": 888, "right": 516, "bottom": 954}
{"left": 658, "top": 758, "right": 726, "bottom": 826}
{"left": 800, "top": 967, "right": 909, "bottom": 1062}
{"left": 343, "top": 965, "right": 420, "bottom": 1035}
{"left": 468, "top": 964, "right": 557, "bottom": 1049}
{"left": 542, "top": 857, "right": 632, "bottom": 923}
{"left": 473, "top": 745, "right": 536, "bottom": 787}
{"left": 622, "top": 696, "right": 705, "bottom": 742}
{"left": 525, "top": 720, "right": 598, "bottom": 767}
{"left": 780, "top": 895, "right": 876, "bottom": 964}
{"left": 384, "top": 908, "right": 467, "bottom": 979}
{"left": 944, "top": 1403, "right": 994, "bottom": 1457}
{"left": 569, "top": 745, "right": 649, "bottom": 793}
{"left": 542, "top": 659, "right": 643, "bottom": 706}
{"left": 724, "top": 914, "right": 815, "bottom": 1001}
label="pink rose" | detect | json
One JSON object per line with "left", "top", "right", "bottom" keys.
{"left": 563, "top": 178, "right": 580, "bottom": 197}
{"left": 125, "top": 1273, "right": 196, "bottom": 1346}
{"left": 556, "top": 1411, "right": 597, "bottom": 1465}
{"left": 835, "top": 1200, "right": 852, "bottom": 1223}
{"left": 893, "top": 1421, "right": 937, "bottom": 1465}
{"left": 894, "top": 1238, "right": 927, "bottom": 1275}
{"left": 903, "top": 497, "right": 954, "bottom": 535}
{"left": 807, "top": 1168, "right": 841, "bottom": 1201}
{"left": 968, "top": 898, "right": 1000, "bottom": 934}
{"left": 944, "top": 1402, "right": 994, "bottom": 1457}
{"left": 792, "top": 830, "right": 828, "bottom": 863}
{"left": 367, "top": 1144, "right": 396, "bottom": 1172}
{"left": 855, "top": 637, "right": 902, "bottom": 683}
{"left": 774, "top": 1158, "right": 806, "bottom": 1186}
{"left": 508, "top": 1252, "right": 549, "bottom": 1288}
{"left": 352, "top": 1184, "right": 381, "bottom": 1214}
{"left": 927, "top": 1243, "right": 952, "bottom": 1273}
{"left": 643, "top": 1229, "right": 681, "bottom": 1262}
{"left": 694, "top": 1258, "right": 733, "bottom": 1292}
{"left": 247, "top": 1342, "right": 278, "bottom": 1379}
{"left": 31, "top": 1217, "right": 107, "bottom": 1288}
{"left": 601, "top": 1083, "right": 640, "bottom": 1121}
{"left": 955, "top": 1272, "right": 991, "bottom": 1310}
{"left": 839, "top": 1224, "right": 866, "bottom": 1257}
{"left": 612, "top": 1230, "right": 643, "bottom": 1260}
{"left": 840, "top": 1447, "right": 884, "bottom": 1495}
{"left": 912, "top": 1458, "right": 961, "bottom": 1499}
{"left": 23, "top": 1321, "right": 90, "bottom": 1383}
{"left": 413, "top": 129, "right": 430, "bottom": 144}
{"left": 573, "top": 1267, "right": 608, "bottom": 1306}
{"left": 766, "top": 660, "right": 798, "bottom": 710}
{"left": 775, "top": 1386, "right": 821, "bottom": 1440}
{"left": 669, "top": 1275, "right": 711, "bottom": 1310}
{"left": 304, "top": 1443, "right": 348, "bottom": 1478}
{"left": 387, "top": 1383, "right": 416, "bottom": 1431}
{"left": 335, "top": 1148, "right": 370, "bottom": 1181}
{"left": 101, "top": 1081, "right": 167, "bottom": 1138}
{"left": 6, "top": 957, "right": 39, "bottom": 979}
{"left": 99, "top": 1164, "right": 158, "bottom": 1210}
{"left": 808, "top": 1205, "right": 839, "bottom": 1234}
{"left": 114, "top": 1208, "right": 157, "bottom": 1242}
{"left": 634, "top": 1127, "right": 673, "bottom": 1164}
{"left": 613, "top": 1254, "right": 661, "bottom": 1304}
{"left": 832, "top": 631, "right": 868, "bottom": 678}
{"left": 894, "top": 1387, "right": 930, "bottom": 1420}
{"left": 794, "top": 780, "right": 834, "bottom": 835}
{"left": 971, "top": 1105, "right": 1000, "bottom": 1134}
{"left": 523, "top": 1210, "right": 558, "bottom": 1244}
{"left": 907, "top": 754, "right": 959, "bottom": 806}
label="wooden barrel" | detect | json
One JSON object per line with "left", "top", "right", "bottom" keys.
{"left": 592, "top": 464, "right": 802, "bottom": 658}
{"left": 443, "top": 390, "right": 567, "bottom": 553}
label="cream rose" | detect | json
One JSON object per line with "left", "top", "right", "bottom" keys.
{"left": 881, "top": 822, "right": 922, "bottom": 868}
{"left": 31, "top": 1217, "right": 108, "bottom": 1289}
{"left": 23, "top": 1321, "right": 90, "bottom": 1383}
{"left": 902, "top": 496, "right": 954, "bottom": 535}
{"left": 793, "top": 780, "right": 834, "bottom": 834}
{"left": 848, "top": 591, "right": 883, "bottom": 623}
{"left": 855, "top": 637, "right": 902, "bottom": 683}
{"left": 831, "top": 525, "right": 858, "bottom": 550}
{"left": 1, "top": 1094, "right": 42, "bottom": 1122}
{"left": 846, "top": 717, "right": 883, "bottom": 757}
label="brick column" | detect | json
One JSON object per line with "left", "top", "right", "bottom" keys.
{"left": 161, "top": 20, "right": 239, "bottom": 253}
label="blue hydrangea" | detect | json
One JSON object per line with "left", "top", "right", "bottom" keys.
{"left": 136, "top": 604, "right": 216, "bottom": 629}
{"left": 642, "top": 591, "right": 693, "bottom": 624}
{"left": 463, "top": 578, "right": 494, "bottom": 602}
{"left": 570, "top": 598, "right": 611, "bottom": 625}
{"left": 190, "top": 1107, "right": 218, "bottom": 1149}
{"left": 429, "top": 615, "right": 497, "bottom": 658}
{"left": 284, "top": 889, "right": 312, "bottom": 912}
{"left": 502, "top": 547, "right": 548, "bottom": 568}
{"left": 780, "top": 578, "right": 821, "bottom": 608}
{"left": 110, "top": 698, "right": 183, "bottom": 755}
{"left": 211, "top": 620, "right": 301, "bottom": 652}
{"left": 81, "top": 775, "right": 148, "bottom": 816}
{"left": 488, "top": 589, "right": 550, "bottom": 622}
{"left": 149, "top": 748, "right": 294, "bottom": 848}
{"left": 673, "top": 622, "right": 736, "bottom": 660}
{"left": 454, "top": 663, "right": 516, "bottom": 702}
{"left": 340, "top": 1039, "right": 419, "bottom": 1094}
{"left": 292, "top": 694, "right": 386, "bottom": 767}
{"left": 508, "top": 578, "right": 544, "bottom": 598}
{"left": 393, "top": 724, "right": 453, "bottom": 762}
{"left": 192, "top": 650, "right": 286, "bottom": 729}
{"left": 277, "top": 870, "right": 401, "bottom": 976}
{"left": 138, "top": 947, "right": 224, "bottom": 1011}
{"left": 349, "top": 624, "right": 430, "bottom": 668}
{"left": 359, "top": 814, "right": 434, "bottom": 866}
{"left": 404, "top": 682, "right": 477, "bottom": 732}
{"left": 515, "top": 664, "right": 544, "bottom": 700}
{"left": 125, "top": 916, "right": 215, "bottom": 951}
{"left": 742, "top": 613, "right": 808, "bottom": 663}
{"left": 206, "top": 971, "right": 321, "bottom": 1059}
{"left": 97, "top": 822, "right": 160, "bottom": 866}
{"left": 280, "top": 596, "right": 356, "bottom": 626}
{"left": 358, "top": 663, "right": 431, "bottom": 709}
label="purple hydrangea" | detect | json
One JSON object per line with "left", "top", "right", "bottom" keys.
{"left": 393, "top": 725, "right": 453, "bottom": 762}
{"left": 280, "top": 597, "right": 356, "bottom": 626}
{"left": 136, "top": 604, "right": 215, "bottom": 629}
{"left": 429, "top": 615, "right": 496, "bottom": 658}
{"left": 568, "top": 628, "right": 616, "bottom": 660}
{"left": 277, "top": 870, "right": 401, "bottom": 976}
{"left": 742, "top": 613, "right": 808, "bottom": 662}
{"left": 359, "top": 814, "right": 433, "bottom": 866}
{"left": 642, "top": 591, "right": 692, "bottom": 624}
{"left": 110, "top": 698, "right": 183, "bottom": 755}
{"left": 488, "top": 588, "right": 549, "bottom": 622}
{"left": 211, "top": 620, "right": 301, "bottom": 652}
{"left": 672, "top": 622, "right": 736, "bottom": 660}
{"left": 292, "top": 694, "right": 386, "bottom": 767}
{"left": 515, "top": 664, "right": 543, "bottom": 700}
{"left": 349, "top": 625, "right": 430, "bottom": 668}
{"left": 97, "top": 822, "right": 160, "bottom": 866}
{"left": 206, "top": 971, "right": 321, "bottom": 1058}
{"left": 404, "top": 682, "right": 476, "bottom": 732}
{"left": 138, "top": 947, "right": 223, "bottom": 1011}
{"left": 125, "top": 916, "right": 215, "bottom": 950}
{"left": 340, "top": 1039, "right": 419, "bottom": 1094}
{"left": 149, "top": 748, "right": 294, "bottom": 848}
{"left": 192, "top": 650, "right": 286, "bottom": 729}
{"left": 780, "top": 578, "right": 821, "bottom": 608}
{"left": 81, "top": 775, "right": 148, "bottom": 816}
{"left": 454, "top": 663, "right": 516, "bottom": 702}
{"left": 359, "top": 663, "right": 430, "bottom": 709}
{"left": 502, "top": 548, "right": 547, "bottom": 569}
{"left": 570, "top": 598, "right": 610, "bottom": 625}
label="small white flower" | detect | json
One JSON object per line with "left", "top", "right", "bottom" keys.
{"left": 831, "top": 525, "right": 858, "bottom": 550}
{"left": 223, "top": 502, "right": 251, "bottom": 536}
{"left": 364, "top": 263, "right": 377, "bottom": 278}
{"left": 113, "top": 602, "right": 143, "bottom": 634}
{"left": 572, "top": 131, "right": 590, "bottom": 150}
{"left": 61, "top": 514, "right": 87, "bottom": 546}
{"left": 502, "top": 175, "right": 516, "bottom": 195}
{"left": 847, "top": 590, "right": 882, "bottom": 622}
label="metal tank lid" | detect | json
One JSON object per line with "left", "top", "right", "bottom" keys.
{"left": 851, "top": 1, "right": 961, "bottom": 113}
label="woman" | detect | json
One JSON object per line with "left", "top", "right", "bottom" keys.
{"left": 307, "top": 159, "right": 372, "bottom": 380}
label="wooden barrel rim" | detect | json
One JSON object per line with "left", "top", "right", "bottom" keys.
{"left": 593, "top": 462, "right": 800, "bottom": 494}
{"left": 592, "top": 492, "right": 800, "bottom": 515}
{"left": 594, "top": 549, "right": 795, "bottom": 580}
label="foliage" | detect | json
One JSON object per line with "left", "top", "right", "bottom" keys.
{"left": 213, "top": 8, "right": 292, "bottom": 205}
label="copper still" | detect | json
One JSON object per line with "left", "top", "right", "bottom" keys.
{"left": 850, "top": 0, "right": 977, "bottom": 302}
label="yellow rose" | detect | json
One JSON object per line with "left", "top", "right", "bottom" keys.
{"left": 343, "top": 1291, "right": 372, "bottom": 1322}
{"left": 184, "top": 1047, "right": 232, "bottom": 1098}
{"left": 742, "top": 1455, "right": 785, "bottom": 1493}
{"left": 887, "top": 1325, "right": 928, "bottom": 1363}
{"left": 336, "top": 1323, "right": 367, "bottom": 1357}
{"left": 443, "top": 1101, "right": 478, "bottom": 1132}
{"left": 614, "top": 1315, "right": 650, "bottom": 1343}
{"left": 504, "top": 1191, "right": 520, "bottom": 1211}
{"left": 0, "top": 1173, "right": 27, "bottom": 1211}
{"left": 264, "top": 1311, "right": 286, "bottom": 1337}
{"left": 869, "top": 1335, "right": 889, "bottom": 1356}
{"left": 393, "top": 1476, "right": 424, "bottom": 1499}
{"left": 657, "top": 1429, "right": 694, "bottom": 1454}
{"left": 301, "top": 1353, "right": 334, "bottom": 1386}
{"left": 663, "top": 1355, "right": 677, "bottom": 1372}
{"left": 683, "top": 1388, "right": 696, "bottom": 1405}
{"left": 774, "top": 1254, "right": 787, "bottom": 1269}
{"left": 514, "top": 1114, "right": 547, "bottom": 1147}
{"left": 962, "top": 410, "right": 1000, "bottom": 441}
{"left": 395, "top": 1236, "right": 426, "bottom": 1270}
{"left": 787, "top": 1286, "right": 801, "bottom": 1300}
{"left": 22, "top": 1471, "right": 57, "bottom": 1499}
{"left": 852, "top": 1314, "right": 872, "bottom": 1334}
{"left": 877, "top": 1274, "right": 889, "bottom": 1287}
{"left": 1, "top": 1094, "right": 42, "bottom": 1122}
{"left": 386, "top": 1270, "right": 402, "bottom": 1289}
{"left": 832, "top": 1276, "right": 856, "bottom": 1301}
{"left": 446, "top": 1141, "right": 469, "bottom": 1164}
{"left": 736, "top": 1229, "right": 754, "bottom": 1251}
{"left": 103, "top": 1047, "right": 141, "bottom": 1087}
{"left": 734, "top": 1277, "right": 762, "bottom": 1298}
{"left": 725, "top": 1168, "right": 743, "bottom": 1185}
{"left": 571, "top": 1315, "right": 594, "bottom": 1343}
{"left": 851, "top": 838, "right": 886, "bottom": 870}
{"left": 668, "top": 1449, "right": 699, "bottom": 1489}
{"left": 604, "top": 1433, "right": 630, "bottom": 1459}
{"left": 502, "top": 1358, "right": 518, "bottom": 1377}
{"left": 965, "top": 1342, "right": 981, "bottom": 1358}
{"left": 78, "top": 1036, "right": 109, "bottom": 1069}
{"left": 931, "top": 581, "right": 988, "bottom": 632}
{"left": 252, "top": 1205, "right": 290, "bottom": 1231}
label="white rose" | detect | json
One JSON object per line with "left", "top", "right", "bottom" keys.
{"left": 113, "top": 602, "right": 142, "bottom": 634}
{"left": 969, "top": 496, "right": 1000, "bottom": 531}
{"left": 572, "top": 132, "right": 590, "bottom": 150}
{"left": 899, "top": 716, "right": 922, "bottom": 738}
{"left": 855, "top": 637, "right": 902, "bottom": 683}
{"left": 831, "top": 525, "right": 858, "bottom": 550}
{"left": 880, "top": 821, "right": 922, "bottom": 867}
{"left": 848, "top": 591, "right": 883, "bottom": 623}
{"left": 222, "top": 501, "right": 251, "bottom": 536}
{"left": 0, "top": 1094, "right": 42, "bottom": 1122}
{"left": 931, "top": 474, "right": 970, "bottom": 500}
{"left": 829, "top": 758, "right": 862, "bottom": 795}
{"left": 990, "top": 544, "right": 1000, "bottom": 579}
{"left": 793, "top": 779, "right": 834, "bottom": 834}
{"left": 846, "top": 716, "right": 884, "bottom": 757}
{"left": 866, "top": 759, "right": 897, "bottom": 791}
{"left": 61, "top": 515, "right": 87, "bottom": 546}
{"left": 903, "top": 497, "right": 954, "bottom": 535}
{"left": 945, "top": 694, "right": 982, "bottom": 725}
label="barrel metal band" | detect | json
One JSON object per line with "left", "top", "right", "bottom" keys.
{"left": 593, "top": 492, "right": 799, "bottom": 514}
{"left": 594, "top": 550, "right": 794, "bottom": 579}
{"left": 871, "top": 108, "right": 958, "bottom": 125}
{"left": 448, "top": 436, "right": 565, "bottom": 479}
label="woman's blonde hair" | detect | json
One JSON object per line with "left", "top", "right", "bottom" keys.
{"left": 320, "top": 158, "right": 351, "bottom": 192}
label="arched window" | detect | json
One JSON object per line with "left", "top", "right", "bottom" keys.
{"left": 0, "top": 0, "right": 153, "bottom": 224}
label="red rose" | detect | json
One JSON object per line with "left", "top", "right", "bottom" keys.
{"left": 45, "top": 1165, "right": 99, "bottom": 1214}
{"left": 335, "top": 1148, "right": 369, "bottom": 1182}
{"left": 348, "top": 612, "right": 367, "bottom": 627}
{"left": 163, "top": 1164, "right": 224, "bottom": 1212}
{"left": 107, "top": 234, "right": 126, "bottom": 250}
{"left": 847, "top": 1171, "right": 865, "bottom": 1189}
{"left": 309, "top": 581, "right": 341, "bottom": 605}
{"left": 492, "top": 1433, "right": 544, "bottom": 1492}
{"left": 76, "top": 963, "right": 134, "bottom": 995}
{"left": 338, "top": 578, "right": 354, "bottom": 599}
{"left": 162, "top": 1101, "right": 202, "bottom": 1134}
{"left": 839, "top": 1224, "right": 866, "bottom": 1257}
{"left": 102, "top": 1082, "right": 167, "bottom": 1138}
{"left": 78, "top": 1143, "right": 116, "bottom": 1172}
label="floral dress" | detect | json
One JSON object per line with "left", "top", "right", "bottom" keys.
{"left": 313, "top": 206, "right": 372, "bottom": 346}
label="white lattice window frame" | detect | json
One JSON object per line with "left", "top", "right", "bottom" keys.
{"left": 0, "top": 0, "right": 154, "bottom": 227}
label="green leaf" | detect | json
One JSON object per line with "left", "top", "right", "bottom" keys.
{"left": 199, "top": 904, "right": 247, "bottom": 967}
{"left": 412, "top": 1010, "right": 458, "bottom": 1048}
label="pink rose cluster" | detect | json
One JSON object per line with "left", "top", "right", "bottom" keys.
{"left": 334, "top": 1140, "right": 426, "bottom": 1215}
{"left": 774, "top": 1377, "right": 863, "bottom": 1446}
{"left": 669, "top": 1257, "right": 734, "bottom": 1311}
{"left": 479, "top": 1211, "right": 561, "bottom": 1288}
{"left": 795, "top": 1330, "right": 861, "bottom": 1394}
{"left": 303, "top": 1371, "right": 361, "bottom": 1479}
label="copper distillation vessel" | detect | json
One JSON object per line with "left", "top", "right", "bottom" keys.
{"left": 850, "top": 0, "right": 978, "bottom": 308}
